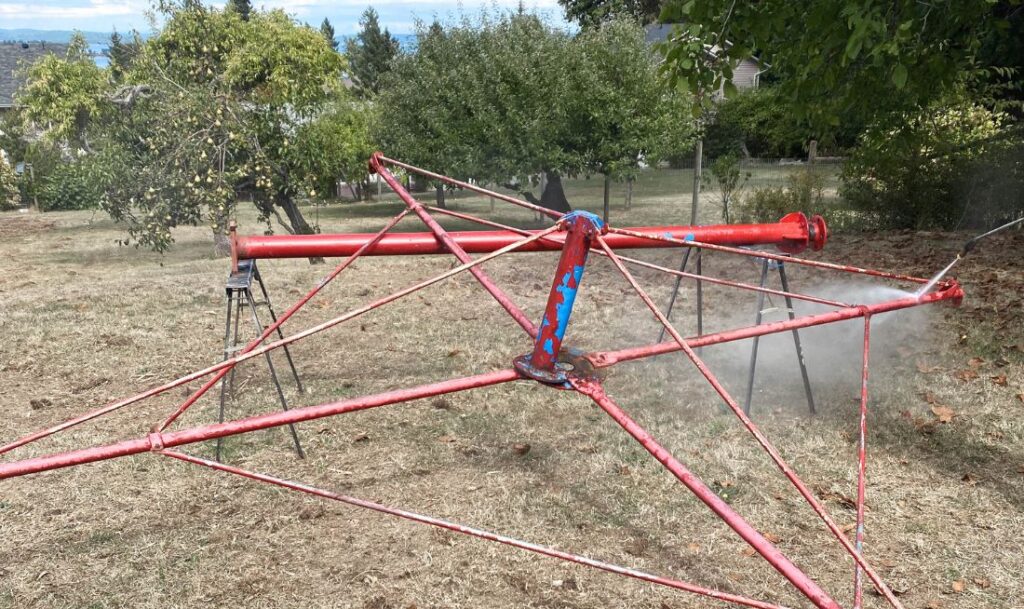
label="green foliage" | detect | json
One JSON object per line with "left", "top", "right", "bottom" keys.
{"left": 559, "top": 0, "right": 662, "bottom": 29}
{"left": 702, "top": 153, "right": 748, "bottom": 222}
{"left": 295, "top": 100, "right": 376, "bottom": 198}
{"left": 0, "top": 150, "right": 20, "bottom": 211}
{"left": 16, "top": 33, "right": 110, "bottom": 147}
{"left": 320, "top": 18, "right": 339, "bottom": 51}
{"left": 703, "top": 88, "right": 842, "bottom": 159}
{"left": 345, "top": 8, "right": 400, "bottom": 98}
{"left": 108, "top": 30, "right": 142, "bottom": 82}
{"left": 738, "top": 170, "right": 825, "bottom": 224}
{"left": 226, "top": 0, "right": 251, "bottom": 21}
{"left": 377, "top": 13, "right": 694, "bottom": 189}
{"left": 841, "top": 99, "right": 1022, "bottom": 229}
{"left": 658, "top": 1, "right": 1011, "bottom": 131}
{"left": 38, "top": 157, "right": 103, "bottom": 211}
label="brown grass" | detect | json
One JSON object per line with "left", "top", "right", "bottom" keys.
{"left": 1, "top": 177, "right": 1022, "bottom": 609}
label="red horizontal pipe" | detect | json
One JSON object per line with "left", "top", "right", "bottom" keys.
{"left": 234, "top": 213, "right": 827, "bottom": 260}
{"left": 590, "top": 281, "right": 963, "bottom": 368}
{"left": 0, "top": 369, "right": 521, "bottom": 480}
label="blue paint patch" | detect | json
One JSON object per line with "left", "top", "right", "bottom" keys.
{"left": 684, "top": 233, "right": 695, "bottom": 242}
{"left": 561, "top": 210, "right": 604, "bottom": 230}
{"left": 663, "top": 231, "right": 673, "bottom": 239}
{"left": 552, "top": 263, "right": 587, "bottom": 341}
{"left": 542, "top": 338, "right": 555, "bottom": 355}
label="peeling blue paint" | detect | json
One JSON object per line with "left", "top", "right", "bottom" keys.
{"left": 542, "top": 338, "right": 555, "bottom": 355}
{"left": 553, "top": 264, "right": 586, "bottom": 341}
{"left": 685, "top": 233, "right": 695, "bottom": 242}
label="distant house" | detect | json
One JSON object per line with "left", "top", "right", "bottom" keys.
{"left": 0, "top": 41, "right": 69, "bottom": 113}
{"left": 644, "top": 24, "right": 766, "bottom": 93}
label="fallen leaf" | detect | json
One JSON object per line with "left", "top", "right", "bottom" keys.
{"left": 687, "top": 542, "right": 701, "bottom": 553}
{"left": 618, "top": 464, "right": 631, "bottom": 475}
{"left": 931, "top": 405, "right": 956, "bottom": 423}
{"left": 916, "top": 361, "right": 941, "bottom": 374}
{"left": 954, "top": 368, "right": 979, "bottom": 382}
{"left": 512, "top": 443, "right": 531, "bottom": 455}
{"left": 446, "top": 349, "right": 461, "bottom": 358}
{"left": 740, "top": 547, "right": 756, "bottom": 557}
{"left": 968, "top": 357, "right": 985, "bottom": 368}
{"left": 926, "top": 600, "right": 943, "bottom": 609}
{"left": 952, "top": 579, "right": 966, "bottom": 593}
{"left": 973, "top": 577, "right": 991, "bottom": 589}
{"left": 921, "top": 391, "right": 941, "bottom": 405}
{"left": 352, "top": 433, "right": 369, "bottom": 443}
{"left": 841, "top": 522, "right": 857, "bottom": 534}
{"left": 437, "top": 435, "right": 458, "bottom": 444}
{"left": 763, "top": 532, "right": 783, "bottom": 544}
{"left": 990, "top": 374, "right": 1008, "bottom": 386}
{"left": 1017, "top": 393, "right": 1024, "bottom": 404}
{"left": 961, "top": 473, "right": 977, "bottom": 486}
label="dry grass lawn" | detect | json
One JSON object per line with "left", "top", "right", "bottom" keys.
{"left": 1, "top": 175, "right": 1022, "bottom": 609}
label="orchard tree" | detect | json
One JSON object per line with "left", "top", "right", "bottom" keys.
{"left": 657, "top": 0, "right": 1018, "bottom": 130}
{"left": 560, "top": 0, "right": 662, "bottom": 29}
{"left": 346, "top": 7, "right": 400, "bottom": 98}
{"left": 17, "top": 3, "right": 370, "bottom": 254}
{"left": 16, "top": 33, "right": 109, "bottom": 149}
{"left": 377, "top": 13, "right": 693, "bottom": 209}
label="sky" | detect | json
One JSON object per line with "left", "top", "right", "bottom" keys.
{"left": 0, "top": 0, "right": 570, "bottom": 35}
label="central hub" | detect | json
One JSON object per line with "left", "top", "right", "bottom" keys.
{"left": 514, "top": 211, "right": 602, "bottom": 384}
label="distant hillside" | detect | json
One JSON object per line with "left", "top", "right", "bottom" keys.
{"left": 0, "top": 29, "right": 419, "bottom": 51}
{"left": 0, "top": 29, "right": 118, "bottom": 44}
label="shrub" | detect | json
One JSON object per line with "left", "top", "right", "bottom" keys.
{"left": 737, "top": 168, "right": 826, "bottom": 224}
{"left": 38, "top": 158, "right": 103, "bottom": 211}
{"left": 0, "top": 150, "right": 20, "bottom": 210}
{"left": 702, "top": 153, "right": 749, "bottom": 223}
{"left": 841, "top": 100, "right": 1022, "bottom": 229}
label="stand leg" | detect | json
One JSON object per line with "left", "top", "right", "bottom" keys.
{"left": 695, "top": 248, "right": 703, "bottom": 350}
{"left": 216, "top": 290, "right": 242, "bottom": 462}
{"left": 778, "top": 262, "right": 817, "bottom": 415}
{"left": 743, "top": 258, "right": 770, "bottom": 415}
{"left": 657, "top": 248, "right": 691, "bottom": 343}
{"left": 253, "top": 266, "right": 304, "bottom": 394}
{"left": 245, "top": 289, "right": 305, "bottom": 459}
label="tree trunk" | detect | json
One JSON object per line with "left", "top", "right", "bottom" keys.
{"left": 276, "top": 192, "right": 324, "bottom": 264}
{"left": 539, "top": 171, "right": 571, "bottom": 214}
{"left": 436, "top": 184, "right": 446, "bottom": 209}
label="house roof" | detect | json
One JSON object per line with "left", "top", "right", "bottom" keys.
{"left": 0, "top": 41, "right": 69, "bottom": 108}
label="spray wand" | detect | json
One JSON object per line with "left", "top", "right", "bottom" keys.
{"left": 915, "top": 216, "right": 1024, "bottom": 299}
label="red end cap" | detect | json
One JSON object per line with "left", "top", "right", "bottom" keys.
{"left": 809, "top": 215, "right": 828, "bottom": 251}
{"left": 776, "top": 212, "right": 809, "bottom": 254}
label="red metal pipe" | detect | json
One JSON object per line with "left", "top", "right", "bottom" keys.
{"left": 853, "top": 316, "right": 871, "bottom": 609}
{"left": 370, "top": 153, "right": 539, "bottom": 337}
{"left": 571, "top": 378, "right": 840, "bottom": 609}
{"left": 157, "top": 209, "right": 413, "bottom": 432}
{"left": 233, "top": 212, "right": 827, "bottom": 260}
{"left": 519, "top": 212, "right": 600, "bottom": 380}
{"left": 594, "top": 235, "right": 906, "bottom": 609}
{"left": 0, "top": 369, "right": 522, "bottom": 480}
{"left": 163, "top": 449, "right": 793, "bottom": 609}
{"left": 588, "top": 281, "right": 963, "bottom": 369}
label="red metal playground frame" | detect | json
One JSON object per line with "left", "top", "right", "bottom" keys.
{"left": 0, "top": 153, "right": 964, "bottom": 609}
